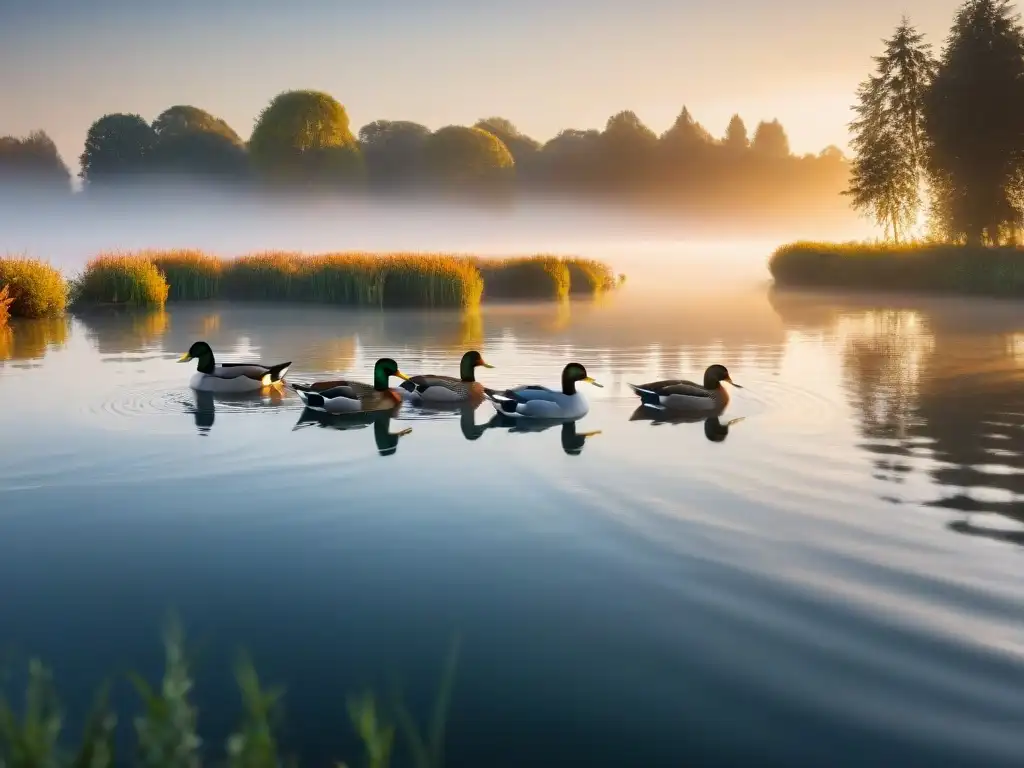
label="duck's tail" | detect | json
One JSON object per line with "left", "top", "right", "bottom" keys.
{"left": 483, "top": 388, "right": 520, "bottom": 415}
{"left": 290, "top": 382, "right": 325, "bottom": 410}
{"left": 267, "top": 362, "right": 292, "bottom": 383}
{"left": 627, "top": 383, "right": 662, "bottom": 407}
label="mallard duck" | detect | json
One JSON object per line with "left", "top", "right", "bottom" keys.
{"left": 290, "top": 357, "right": 411, "bottom": 414}
{"left": 483, "top": 362, "right": 602, "bottom": 419}
{"left": 399, "top": 350, "right": 495, "bottom": 403}
{"left": 177, "top": 341, "right": 291, "bottom": 393}
{"left": 628, "top": 364, "right": 742, "bottom": 412}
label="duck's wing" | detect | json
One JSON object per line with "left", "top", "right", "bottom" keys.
{"left": 210, "top": 364, "right": 274, "bottom": 380}
{"left": 484, "top": 385, "right": 564, "bottom": 417}
{"left": 401, "top": 374, "right": 461, "bottom": 393}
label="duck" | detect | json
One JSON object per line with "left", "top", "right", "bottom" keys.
{"left": 483, "top": 362, "right": 602, "bottom": 419}
{"left": 399, "top": 350, "right": 495, "bottom": 403}
{"left": 290, "top": 357, "right": 411, "bottom": 414}
{"left": 628, "top": 364, "right": 742, "bottom": 412}
{"left": 177, "top": 341, "right": 291, "bottom": 393}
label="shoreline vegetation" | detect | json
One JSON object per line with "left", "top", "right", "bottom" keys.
{"left": 0, "top": 619, "right": 460, "bottom": 768}
{"left": 768, "top": 241, "right": 1024, "bottom": 298}
{"left": 0, "top": 251, "right": 624, "bottom": 318}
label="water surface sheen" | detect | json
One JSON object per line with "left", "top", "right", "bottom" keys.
{"left": 1, "top": 281, "right": 1023, "bottom": 767}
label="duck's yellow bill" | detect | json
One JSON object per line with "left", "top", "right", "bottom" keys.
{"left": 725, "top": 376, "right": 743, "bottom": 388}
{"left": 177, "top": 353, "right": 192, "bottom": 362}
{"left": 481, "top": 361, "right": 496, "bottom": 369}
{"left": 396, "top": 371, "right": 411, "bottom": 381}
{"left": 583, "top": 376, "right": 604, "bottom": 388}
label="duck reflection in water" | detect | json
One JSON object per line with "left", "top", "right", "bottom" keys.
{"left": 187, "top": 387, "right": 286, "bottom": 436}
{"left": 947, "top": 516, "right": 1024, "bottom": 548}
{"left": 292, "top": 406, "right": 413, "bottom": 457}
{"left": 460, "top": 405, "right": 601, "bottom": 456}
{"left": 629, "top": 405, "right": 745, "bottom": 443}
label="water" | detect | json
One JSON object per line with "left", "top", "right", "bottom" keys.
{"left": 1, "top": 273, "right": 1023, "bottom": 767}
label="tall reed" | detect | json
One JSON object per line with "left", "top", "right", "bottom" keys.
{"left": 769, "top": 240, "right": 1024, "bottom": 296}
{"left": 478, "top": 255, "right": 571, "bottom": 300}
{"left": 147, "top": 250, "right": 224, "bottom": 301}
{"left": 71, "top": 253, "right": 170, "bottom": 308}
{"left": 0, "top": 285, "right": 12, "bottom": 328}
{"left": 565, "top": 257, "right": 619, "bottom": 293}
{"left": 0, "top": 257, "right": 67, "bottom": 318}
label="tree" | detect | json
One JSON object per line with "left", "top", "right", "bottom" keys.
{"left": 421, "top": 125, "right": 514, "bottom": 191}
{"left": 846, "top": 18, "right": 934, "bottom": 241}
{"left": 0, "top": 131, "right": 71, "bottom": 191}
{"left": 599, "top": 110, "right": 659, "bottom": 191}
{"left": 723, "top": 115, "right": 750, "bottom": 150}
{"left": 79, "top": 113, "right": 156, "bottom": 184}
{"left": 148, "top": 105, "right": 248, "bottom": 181}
{"left": 358, "top": 120, "right": 431, "bottom": 190}
{"left": 924, "top": 0, "right": 1024, "bottom": 243}
{"left": 538, "top": 129, "right": 602, "bottom": 192}
{"left": 248, "top": 90, "right": 363, "bottom": 187}
{"left": 472, "top": 117, "right": 541, "bottom": 174}
{"left": 750, "top": 119, "right": 791, "bottom": 157}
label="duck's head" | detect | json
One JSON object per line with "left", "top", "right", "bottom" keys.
{"left": 178, "top": 341, "right": 215, "bottom": 372}
{"left": 460, "top": 350, "right": 495, "bottom": 382}
{"left": 373, "top": 357, "right": 411, "bottom": 391}
{"left": 561, "top": 362, "right": 603, "bottom": 395}
{"left": 703, "top": 364, "right": 742, "bottom": 390}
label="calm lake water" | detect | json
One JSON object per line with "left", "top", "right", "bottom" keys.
{"left": 2, "top": 267, "right": 1024, "bottom": 766}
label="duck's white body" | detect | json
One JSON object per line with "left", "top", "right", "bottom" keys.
{"left": 189, "top": 364, "right": 291, "bottom": 393}
{"left": 484, "top": 386, "right": 590, "bottom": 420}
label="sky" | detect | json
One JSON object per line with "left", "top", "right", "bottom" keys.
{"left": 1, "top": 0, "right": 960, "bottom": 173}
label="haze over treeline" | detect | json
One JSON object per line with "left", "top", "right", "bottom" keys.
{"left": 0, "top": 94, "right": 854, "bottom": 231}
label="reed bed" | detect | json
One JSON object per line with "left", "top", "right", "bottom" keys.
{"left": 564, "top": 257, "right": 621, "bottom": 294}
{"left": 0, "top": 620, "right": 458, "bottom": 768}
{"left": 0, "top": 285, "right": 11, "bottom": 328}
{"left": 0, "top": 257, "right": 67, "bottom": 318}
{"left": 70, "top": 253, "right": 170, "bottom": 308}
{"left": 147, "top": 249, "right": 224, "bottom": 300}
{"left": 477, "top": 255, "right": 571, "bottom": 301}
{"left": 769, "top": 240, "right": 1024, "bottom": 296}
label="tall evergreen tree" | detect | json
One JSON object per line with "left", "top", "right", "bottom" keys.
{"left": 923, "top": 0, "right": 1024, "bottom": 244}
{"left": 846, "top": 18, "right": 934, "bottom": 242}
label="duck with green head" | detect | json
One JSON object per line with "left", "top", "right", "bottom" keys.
{"left": 177, "top": 340, "right": 291, "bottom": 393}
{"left": 483, "top": 362, "right": 602, "bottom": 419}
{"left": 291, "top": 357, "right": 411, "bottom": 414}
{"left": 399, "top": 350, "right": 495, "bottom": 403}
{"left": 628, "top": 364, "right": 742, "bottom": 412}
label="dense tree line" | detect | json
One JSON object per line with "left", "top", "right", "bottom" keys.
{"left": 848, "top": 0, "right": 1024, "bottom": 244}
{"left": 1, "top": 90, "right": 850, "bottom": 215}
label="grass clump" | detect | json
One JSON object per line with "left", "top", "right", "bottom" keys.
{"left": 147, "top": 250, "right": 224, "bottom": 301}
{"left": 478, "top": 255, "right": 571, "bottom": 301}
{"left": 71, "top": 254, "right": 169, "bottom": 308}
{"left": 768, "top": 240, "right": 1024, "bottom": 296}
{"left": 0, "top": 257, "right": 67, "bottom": 318}
{"left": 0, "top": 620, "right": 460, "bottom": 768}
{"left": 565, "top": 257, "right": 620, "bottom": 294}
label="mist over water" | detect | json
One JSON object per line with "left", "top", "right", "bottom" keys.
{"left": 0, "top": 185, "right": 875, "bottom": 278}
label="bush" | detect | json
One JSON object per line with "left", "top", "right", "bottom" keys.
{"left": 768, "top": 240, "right": 1024, "bottom": 296}
{"left": 71, "top": 253, "right": 170, "bottom": 308}
{"left": 148, "top": 249, "right": 223, "bottom": 300}
{"left": 478, "top": 256, "right": 570, "bottom": 300}
{"left": 0, "top": 257, "right": 67, "bottom": 317}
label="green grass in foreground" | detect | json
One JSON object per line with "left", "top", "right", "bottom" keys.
{"left": 769, "top": 240, "right": 1024, "bottom": 296}
{"left": 69, "top": 253, "right": 170, "bottom": 309}
{"left": 0, "top": 620, "right": 459, "bottom": 768}
{"left": 0, "top": 258, "right": 67, "bottom": 318}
